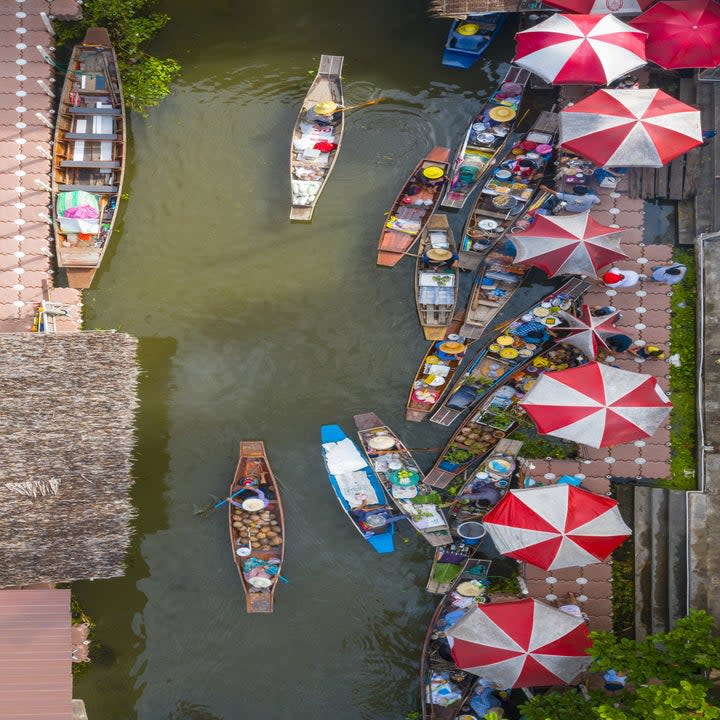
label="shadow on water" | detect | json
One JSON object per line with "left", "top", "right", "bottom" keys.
{"left": 73, "top": 337, "right": 176, "bottom": 719}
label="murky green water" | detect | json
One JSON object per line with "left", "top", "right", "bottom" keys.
{"left": 73, "top": 4, "right": 550, "bottom": 717}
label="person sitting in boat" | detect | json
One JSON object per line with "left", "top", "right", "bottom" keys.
{"left": 350, "top": 496, "right": 390, "bottom": 531}
{"left": 306, "top": 101, "right": 342, "bottom": 126}
{"left": 422, "top": 247, "right": 458, "bottom": 269}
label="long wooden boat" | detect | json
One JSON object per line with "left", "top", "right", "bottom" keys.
{"left": 228, "top": 441, "right": 285, "bottom": 613}
{"left": 415, "top": 215, "right": 459, "bottom": 341}
{"left": 441, "top": 66, "right": 530, "bottom": 211}
{"left": 430, "top": 277, "right": 589, "bottom": 428}
{"left": 456, "top": 110, "right": 558, "bottom": 271}
{"left": 320, "top": 424, "right": 395, "bottom": 553}
{"left": 406, "top": 312, "right": 470, "bottom": 423}
{"left": 441, "top": 14, "right": 507, "bottom": 69}
{"left": 426, "top": 439, "right": 522, "bottom": 594}
{"left": 354, "top": 412, "right": 452, "bottom": 547}
{"left": 459, "top": 191, "right": 556, "bottom": 340}
{"left": 51, "top": 27, "right": 126, "bottom": 289}
{"left": 426, "top": 342, "right": 588, "bottom": 488}
{"left": 377, "top": 146, "right": 451, "bottom": 267}
{"left": 420, "top": 560, "right": 494, "bottom": 720}
{"left": 289, "top": 54, "right": 344, "bottom": 221}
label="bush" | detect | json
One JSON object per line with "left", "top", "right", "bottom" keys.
{"left": 55, "top": 0, "right": 180, "bottom": 115}
{"left": 666, "top": 247, "right": 697, "bottom": 490}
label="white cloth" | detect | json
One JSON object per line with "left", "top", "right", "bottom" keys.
{"left": 323, "top": 439, "right": 368, "bottom": 474}
{"left": 333, "top": 470, "right": 382, "bottom": 506}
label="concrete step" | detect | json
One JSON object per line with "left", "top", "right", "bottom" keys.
{"left": 688, "top": 490, "right": 709, "bottom": 612}
{"left": 666, "top": 490, "right": 688, "bottom": 628}
{"left": 633, "top": 486, "right": 689, "bottom": 639}
{"left": 649, "top": 488, "right": 670, "bottom": 635}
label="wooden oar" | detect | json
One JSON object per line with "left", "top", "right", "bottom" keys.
{"left": 339, "top": 98, "right": 386, "bottom": 113}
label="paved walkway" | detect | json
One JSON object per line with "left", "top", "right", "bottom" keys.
{"left": 522, "top": 173, "right": 673, "bottom": 632}
{"left": 0, "top": 0, "right": 82, "bottom": 332}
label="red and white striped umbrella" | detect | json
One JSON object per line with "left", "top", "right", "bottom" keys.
{"left": 554, "top": 304, "right": 622, "bottom": 358}
{"left": 483, "top": 484, "right": 632, "bottom": 570}
{"left": 520, "top": 361, "right": 672, "bottom": 448}
{"left": 513, "top": 14, "right": 647, "bottom": 85}
{"left": 447, "top": 598, "right": 592, "bottom": 688}
{"left": 544, "top": 0, "right": 654, "bottom": 14}
{"left": 511, "top": 212, "right": 628, "bottom": 278}
{"left": 560, "top": 88, "right": 702, "bottom": 167}
{"left": 630, "top": 0, "right": 720, "bottom": 70}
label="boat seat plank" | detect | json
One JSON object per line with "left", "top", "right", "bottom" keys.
{"left": 65, "top": 133, "right": 118, "bottom": 141}
{"left": 68, "top": 107, "right": 121, "bottom": 116}
{"left": 60, "top": 160, "right": 120, "bottom": 169}
{"left": 58, "top": 183, "right": 117, "bottom": 193}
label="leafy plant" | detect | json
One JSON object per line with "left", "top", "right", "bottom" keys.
{"left": 54, "top": 0, "right": 180, "bottom": 115}
{"left": 520, "top": 611, "right": 720, "bottom": 719}
{"left": 666, "top": 247, "right": 697, "bottom": 490}
{"left": 509, "top": 426, "right": 578, "bottom": 459}
{"left": 445, "top": 447, "right": 473, "bottom": 464}
{"left": 487, "top": 571, "right": 520, "bottom": 595}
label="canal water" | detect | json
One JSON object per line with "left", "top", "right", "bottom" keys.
{"left": 73, "top": 2, "right": 553, "bottom": 717}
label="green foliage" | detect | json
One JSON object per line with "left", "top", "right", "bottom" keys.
{"left": 666, "top": 247, "right": 697, "bottom": 490}
{"left": 589, "top": 610, "right": 720, "bottom": 686}
{"left": 520, "top": 689, "right": 592, "bottom": 720}
{"left": 405, "top": 712, "right": 420, "bottom": 720}
{"left": 508, "top": 426, "right": 578, "bottom": 460}
{"left": 520, "top": 611, "right": 720, "bottom": 719}
{"left": 609, "top": 534, "right": 634, "bottom": 638}
{"left": 487, "top": 571, "right": 520, "bottom": 595}
{"left": 54, "top": 0, "right": 180, "bottom": 115}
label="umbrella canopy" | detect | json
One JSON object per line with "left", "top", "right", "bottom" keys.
{"left": 447, "top": 598, "right": 592, "bottom": 687}
{"left": 510, "top": 212, "right": 628, "bottom": 278}
{"left": 520, "top": 361, "right": 672, "bottom": 447}
{"left": 544, "top": 0, "right": 653, "bottom": 13}
{"left": 483, "top": 484, "right": 632, "bottom": 570}
{"left": 630, "top": 0, "right": 720, "bottom": 70}
{"left": 560, "top": 89, "right": 702, "bottom": 167}
{"left": 554, "top": 304, "right": 622, "bottom": 358}
{"left": 513, "top": 14, "right": 647, "bottom": 85}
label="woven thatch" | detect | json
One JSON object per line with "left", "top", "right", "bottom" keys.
{"left": 0, "top": 332, "right": 138, "bottom": 587}
{"left": 430, "top": 0, "right": 522, "bottom": 18}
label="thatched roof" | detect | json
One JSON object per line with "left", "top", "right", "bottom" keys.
{"left": 0, "top": 332, "right": 138, "bottom": 587}
{"left": 430, "top": 0, "right": 523, "bottom": 18}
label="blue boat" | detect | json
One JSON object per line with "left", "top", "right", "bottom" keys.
{"left": 441, "top": 14, "right": 507, "bottom": 69}
{"left": 320, "top": 424, "right": 395, "bottom": 554}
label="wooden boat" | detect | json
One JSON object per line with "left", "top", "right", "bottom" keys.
{"left": 354, "top": 412, "right": 452, "bottom": 547}
{"left": 430, "top": 277, "right": 590, "bottom": 428}
{"left": 456, "top": 110, "right": 558, "bottom": 271}
{"left": 415, "top": 215, "right": 459, "bottom": 341}
{"left": 228, "top": 441, "right": 285, "bottom": 613}
{"left": 441, "top": 14, "right": 507, "bottom": 69}
{"left": 51, "top": 27, "right": 126, "bottom": 289}
{"left": 426, "top": 439, "right": 522, "bottom": 592}
{"left": 459, "top": 191, "right": 557, "bottom": 340}
{"left": 377, "top": 146, "right": 451, "bottom": 267}
{"left": 406, "top": 312, "right": 470, "bottom": 423}
{"left": 420, "top": 560, "right": 494, "bottom": 720}
{"left": 441, "top": 66, "right": 530, "bottom": 211}
{"left": 320, "top": 424, "right": 395, "bottom": 553}
{"left": 289, "top": 54, "right": 344, "bottom": 221}
{"left": 426, "top": 341, "right": 588, "bottom": 488}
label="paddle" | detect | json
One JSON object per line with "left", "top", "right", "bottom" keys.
{"left": 194, "top": 487, "right": 246, "bottom": 517}
{"left": 339, "top": 97, "right": 387, "bottom": 113}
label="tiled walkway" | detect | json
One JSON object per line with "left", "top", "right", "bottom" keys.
{"left": 0, "top": 0, "right": 82, "bottom": 332}
{"left": 522, "top": 174, "right": 673, "bottom": 632}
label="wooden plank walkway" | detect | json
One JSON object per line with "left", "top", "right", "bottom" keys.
{"left": 0, "top": 0, "right": 83, "bottom": 332}
{"left": 628, "top": 78, "right": 702, "bottom": 202}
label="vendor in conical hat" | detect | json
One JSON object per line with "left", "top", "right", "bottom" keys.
{"left": 306, "top": 100, "right": 342, "bottom": 126}
{"left": 422, "top": 247, "right": 458, "bottom": 269}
